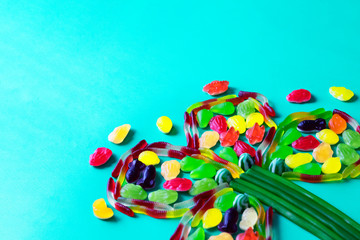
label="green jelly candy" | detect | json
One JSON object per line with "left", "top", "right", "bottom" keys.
{"left": 343, "top": 130, "right": 360, "bottom": 149}
{"left": 148, "top": 189, "right": 178, "bottom": 204}
{"left": 189, "top": 178, "right": 218, "bottom": 196}
{"left": 293, "top": 163, "right": 321, "bottom": 175}
{"left": 197, "top": 109, "right": 214, "bottom": 128}
{"left": 236, "top": 99, "right": 255, "bottom": 118}
{"left": 210, "top": 102, "right": 235, "bottom": 115}
{"left": 270, "top": 145, "right": 293, "bottom": 160}
{"left": 268, "top": 158, "right": 291, "bottom": 175}
{"left": 279, "top": 128, "right": 302, "bottom": 146}
{"left": 180, "top": 156, "right": 204, "bottom": 172}
{"left": 188, "top": 227, "right": 205, "bottom": 240}
{"left": 239, "top": 153, "right": 254, "bottom": 171}
{"left": 214, "top": 191, "right": 237, "bottom": 212}
{"left": 233, "top": 193, "right": 249, "bottom": 213}
{"left": 215, "top": 168, "right": 234, "bottom": 184}
{"left": 336, "top": 143, "right": 360, "bottom": 165}
{"left": 120, "top": 184, "right": 147, "bottom": 200}
{"left": 219, "top": 147, "right": 239, "bottom": 165}
{"left": 190, "top": 163, "right": 217, "bottom": 179}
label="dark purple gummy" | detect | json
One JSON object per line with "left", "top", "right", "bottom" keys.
{"left": 126, "top": 160, "right": 146, "bottom": 183}
{"left": 136, "top": 165, "right": 156, "bottom": 189}
{"left": 218, "top": 207, "right": 238, "bottom": 234}
{"left": 297, "top": 118, "right": 326, "bottom": 133}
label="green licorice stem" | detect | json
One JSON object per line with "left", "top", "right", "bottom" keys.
{"left": 243, "top": 171, "right": 359, "bottom": 240}
{"left": 230, "top": 179, "right": 342, "bottom": 240}
{"left": 252, "top": 165, "right": 360, "bottom": 232}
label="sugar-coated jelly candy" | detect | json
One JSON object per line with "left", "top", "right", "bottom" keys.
{"left": 218, "top": 207, "right": 238, "bottom": 233}
{"left": 234, "top": 140, "right": 256, "bottom": 157}
{"left": 148, "top": 189, "right": 178, "bottom": 204}
{"left": 336, "top": 143, "right": 360, "bottom": 165}
{"left": 93, "top": 198, "right": 114, "bottom": 220}
{"left": 237, "top": 99, "right": 255, "bottom": 118}
{"left": 214, "top": 192, "right": 237, "bottom": 212}
{"left": 203, "top": 80, "right": 229, "bottom": 96}
{"left": 215, "top": 168, "right": 234, "bottom": 185}
{"left": 329, "top": 86, "right": 354, "bottom": 101}
{"left": 227, "top": 115, "right": 246, "bottom": 134}
{"left": 245, "top": 113, "right": 264, "bottom": 128}
{"left": 210, "top": 115, "right": 228, "bottom": 134}
{"left": 220, "top": 127, "right": 239, "bottom": 147}
{"left": 211, "top": 102, "right": 235, "bottom": 115}
{"left": 189, "top": 178, "right": 218, "bottom": 195}
{"left": 239, "top": 207, "right": 258, "bottom": 231}
{"left": 156, "top": 116, "right": 173, "bottom": 134}
{"left": 136, "top": 165, "right": 156, "bottom": 189}
{"left": 161, "top": 160, "right": 180, "bottom": 180}
{"left": 328, "top": 114, "right": 347, "bottom": 134}
{"left": 209, "top": 232, "right": 234, "bottom": 240}
{"left": 199, "top": 131, "right": 220, "bottom": 148}
{"left": 108, "top": 124, "right": 131, "bottom": 144}
{"left": 233, "top": 194, "right": 249, "bottom": 213}
{"left": 188, "top": 227, "right": 205, "bottom": 240}
{"left": 268, "top": 158, "right": 290, "bottom": 175}
{"left": 322, "top": 157, "right": 341, "bottom": 174}
{"left": 239, "top": 153, "right": 255, "bottom": 171}
{"left": 197, "top": 109, "right": 214, "bottom": 128}
{"left": 343, "top": 129, "right": 360, "bottom": 149}
{"left": 203, "top": 208, "right": 223, "bottom": 229}
{"left": 291, "top": 135, "right": 320, "bottom": 151}
{"left": 180, "top": 156, "right": 204, "bottom": 172}
{"left": 297, "top": 118, "right": 327, "bottom": 133}
{"left": 245, "top": 123, "right": 265, "bottom": 145}
{"left": 270, "top": 145, "right": 293, "bottom": 160}
{"left": 236, "top": 227, "right": 258, "bottom": 240}
{"left": 219, "top": 147, "right": 239, "bottom": 165}
{"left": 294, "top": 163, "right": 321, "bottom": 175}
{"left": 138, "top": 151, "right": 160, "bottom": 165}
{"left": 126, "top": 159, "right": 145, "bottom": 183}
{"left": 120, "top": 184, "right": 147, "bottom": 200}
{"left": 285, "top": 153, "right": 313, "bottom": 169}
{"left": 286, "top": 89, "right": 311, "bottom": 103}
{"left": 316, "top": 129, "right": 339, "bottom": 145}
{"left": 89, "top": 147, "right": 112, "bottom": 166}
{"left": 279, "top": 128, "right": 302, "bottom": 146}
{"left": 190, "top": 163, "right": 217, "bottom": 179}
{"left": 312, "top": 142, "right": 333, "bottom": 163}
{"left": 163, "top": 178, "right": 192, "bottom": 192}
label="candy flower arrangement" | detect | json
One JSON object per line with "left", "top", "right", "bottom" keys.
{"left": 90, "top": 81, "right": 360, "bottom": 240}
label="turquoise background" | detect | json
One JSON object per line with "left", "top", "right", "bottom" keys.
{"left": 1, "top": 1, "right": 360, "bottom": 239}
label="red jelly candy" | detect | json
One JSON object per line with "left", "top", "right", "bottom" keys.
{"left": 286, "top": 89, "right": 311, "bottom": 103}
{"left": 236, "top": 227, "right": 258, "bottom": 240}
{"left": 220, "top": 127, "right": 240, "bottom": 147}
{"left": 163, "top": 178, "right": 192, "bottom": 191}
{"left": 291, "top": 135, "right": 320, "bottom": 151}
{"left": 234, "top": 140, "right": 256, "bottom": 157}
{"left": 203, "top": 80, "right": 229, "bottom": 96}
{"left": 245, "top": 123, "right": 265, "bottom": 145}
{"left": 209, "top": 115, "right": 228, "bottom": 134}
{"left": 89, "top": 147, "right": 112, "bottom": 166}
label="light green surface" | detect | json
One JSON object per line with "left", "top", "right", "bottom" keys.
{"left": 1, "top": 1, "right": 360, "bottom": 239}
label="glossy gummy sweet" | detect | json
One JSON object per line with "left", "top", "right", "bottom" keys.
{"left": 245, "top": 113, "right": 264, "bottom": 128}
{"left": 214, "top": 191, "right": 238, "bottom": 212}
{"left": 270, "top": 145, "right": 293, "bottom": 160}
{"left": 215, "top": 168, "right": 234, "bottom": 185}
{"left": 220, "top": 127, "right": 240, "bottom": 147}
{"left": 268, "top": 158, "right": 291, "bottom": 175}
{"left": 136, "top": 165, "right": 156, "bottom": 189}
{"left": 148, "top": 189, "right": 178, "bottom": 204}
{"left": 233, "top": 194, "right": 249, "bottom": 213}
{"left": 120, "top": 184, "right": 147, "bottom": 200}
{"left": 279, "top": 127, "right": 302, "bottom": 146}
{"left": 210, "top": 102, "right": 235, "bottom": 115}
{"left": 138, "top": 150, "right": 161, "bottom": 165}
{"left": 93, "top": 198, "right": 114, "bottom": 220}
{"left": 227, "top": 115, "right": 246, "bottom": 134}
{"left": 239, "top": 207, "right": 258, "bottom": 231}
{"left": 203, "top": 80, "right": 230, "bottom": 96}
{"left": 89, "top": 147, "right": 112, "bottom": 166}
{"left": 210, "top": 115, "right": 228, "bottom": 134}
{"left": 188, "top": 227, "right": 205, "bottom": 240}
{"left": 239, "top": 153, "right": 255, "bottom": 171}
{"left": 203, "top": 208, "right": 223, "bottom": 229}
{"left": 236, "top": 227, "right": 258, "bottom": 240}
{"left": 342, "top": 129, "right": 360, "bottom": 149}
{"left": 219, "top": 147, "right": 239, "bottom": 165}
{"left": 180, "top": 156, "right": 204, "bottom": 172}
{"left": 199, "top": 131, "right": 220, "bottom": 148}
{"left": 197, "top": 109, "right": 214, "bottom": 128}
{"left": 294, "top": 163, "right": 321, "bottom": 175}
{"left": 190, "top": 163, "right": 217, "bottom": 179}
{"left": 328, "top": 114, "right": 347, "bottom": 134}
{"left": 291, "top": 135, "right": 320, "bottom": 151}
{"left": 316, "top": 129, "right": 339, "bottom": 145}
{"left": 285, "top": 153, "right": 313, "bottom": 169}
{"left": 209, "top": 232, "right": 234, "bottom": 240}
{"left": 156, "top": 116, "right": 173, "bottom": 134}
{"left": 245, "top": 123, "right": 265, "bottom": 145}
{"left": 108, "top": 124, "right": 131, "bottom": 144}
{"left": 189, "top": 178, "right": 218, "bottom": 195}
{"left": 163, "top": 178, "right": 193, "bottom": 191}
{"left": 234, "top": 140, "right": 256, "bottom": 157}
{"left": 329, "top": 86, "right": 354, "bottom": 101}
{"left": 312, "top": 142, "right": 333, "bottom": 163}
{"left": 161, "top": 160, "right": 181, "bottom": 180}
{"left": 126, "top": 159, "right": 145, "bottom": 183}
{"left": 286, "top": 89, "right": 311, "bottom": 103}
{"left": 322, "top": 157, "right": 341, "bottom": 174}
{"left": 297, "top": 118, "right": 326, "bottom": 133}
{"left": 336, "top": 143, "right": 360, "bottom": 165}
{"left": 218, "top": 207, "right": 238, "bottom": 233}
{"left": 237, "top": 99, "right": 255, "bottom": 118}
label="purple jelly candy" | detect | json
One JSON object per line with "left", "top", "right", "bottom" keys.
{"left": 126, "top": 160, "right": 146, "bottom": 183}
{"left": 297, "top": 118, "right": 326, "bottom": 133}
{"left": 136, "top": 165, "right": 156, "bottom": 189}
{"left": 218, "top": 207, "right": 238, "bottom": 234}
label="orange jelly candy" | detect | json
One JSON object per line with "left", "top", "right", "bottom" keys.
{"left": 328, "top": 114, "right": 347, "bottom": 134}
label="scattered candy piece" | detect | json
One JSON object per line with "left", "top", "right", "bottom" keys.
{"left": 297, "top": 118, "right": 326, "bottom": 133}
{"left": 239, "top": 207, "right": 258, "bottom": 231}
{"left": 120, "top": 183, "right": 147, "bottom": 200}
{"left": 285, "top": 153, "right": 313, "bottom": 169}
{"left": 245, "top": 113, "right": 264, "bottom": 128}
{"left": 93, "top": 198, "right": 114, "bottom": 220}
{"left": 342, "top": 129, "right": 360, "bottom": 149}
{"left": 279, "top": 128, "right": 302, "bottom": 146}
{"left": 161, "top": 160, "right": 180, "bottom": 181}
{"left": 218, "top": 207, "right": 238, "bottom": 233}
{"left": 234, "top": 140, "right": 256, "bottom": 157}
{"left": 239, "top": 153, "right": 255, "bottom": 172}
{"left": 138, "top": 151, "right": 161, "bottom": 165}
{"left": 190, "top": 163, "right": 217, "bottom": 179}
{"left": 210, "top": 115, "right": 228, "bottom": 134}
{"left": 322, "top": 157, "right": 341, "bottom": 174}
{"left": 219, "top": 147, "right": 239, "bottom": 165}
{"left": 312, "top": 142, "right": 333, "bottom": 163}
{"left": 328, "top": 114, "right": 347, "bottom": 134}
{"left": 291, "top": 135, "right": 320, "bottom": 151}
{"left": 188, "top": 227, "right": 205, "bottom": 240}
{"left": 156, "top": 116, "right": 173, "bottom": 134}
{"left": 329, "top": 86, "right": 354, "bottom": 101}
{"left": 209, "top": 232, "right": 234, "bottom": 240}
{"left": 197, "top": 109, "right": 214, "bottom": 128}
{"left": 336, "top": 143, "right": 360, "bottom": 165}
{"left": 286, "top": 89, "right": 311, "bottom": 103}
{"left": 220, "top": 127, "right": 240, "bottom": 147}
{"left": 227, "top": 115, "right": 246, "bottom": 134}
{"left": 203, "top": 208, "right": 223, "bottom": 229}
{"left": 270, "top": 145, "right": 293, "bottom": 160}
{"left": 236, "top": 99, "right": 255, "bottom": 118}
{"left": 215, "top": 169, "right": 234, "bottom": 185}
{"left": 245, "top": 123, "right": 265, "bottom": 145}
{"left": 233, "top": 194, "right": 250, "bottom": 213}
{"left": 180, "top": 156, "right": 204, "bottom": 172}
{"left": 211, "top": 102, "right": 235, "bottom": 115}
{"left": 148, "top": 189, "right": 178, "bottom": 204}
{"left": 294, "top": 163, "right": 321, "bottom": 175}
{"left": 163, "top": 178, "right": 192, "bottom": 192}
{"left": 316, "top": 129, "right": 339, "bottom": 145}
{"left": 268, "top": 158, "right": 291, "bottom": 175}
{"left": 89, "top": 147, "right": 112, "bottom": 166}
{"left": 126, "top": 159, "right": 145, "bottom": 183}
{"left": 108, "top": 124, "right": 131, "bottom": 144}
{"left": 136, "top": 165, "right": 156, "bottom": 189}
{"left": 214, "top": 192, "right": 238, "bottom": 212}
{"left": 189, "top": 178, "right": 218, "bottom": 195}
{"left": 236, "top": 227, "right": 258, "bottom": 240}
{"left": 203, "top": 80, "right": 230, "bottom": 96}
{"left": 199, "top": 131, "right": 220, "bottom": 148}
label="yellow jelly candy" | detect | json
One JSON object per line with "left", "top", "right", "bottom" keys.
{"left": 285, "top": 153, "right": 313, "bottom": 169}
{"left": 203, "top": 208, "right": 223, "bottom": 229}
{"left": 108, "top": 124, "right": 131, "bottom": 144}
{"left": 93, "top": 198, "right": 114, "bottom": 220}
{"left": 245, "top": 113, "right": 264, "bottom": 128}
{"left": 138, "top": 151, "right": 160, "bottom": 165}
{"left": 316, "top": 129, "right": 339, "bottom": 145}
{"left": 312, "top": 142, "right": 333, "bottom": 163}
{"left": 239, "top": 207, "right": 258, "bottom": 231}
{"left": 156, "top": 116, "right": 173, "bottom": 134}
{"left": 322, "top": 157, "right": 341, "bottom": 174}
{"left": 199, "top": 131, "right": 219, "bottom": 148}
{"left": 227, "top": 115, "right": 246, "bottom": 134}
{"left": 161, "top": 160, "right": 180, "bottom": 180}
{"left": 329, "top": 86, "right": 354, "bottom": 101}
{"left": 208, "top": 232, "right": 234, "bottom": 240}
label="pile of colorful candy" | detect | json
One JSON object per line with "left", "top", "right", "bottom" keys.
{"left": 90, "top": 81, "right": 359, "bottom": 239}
